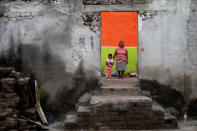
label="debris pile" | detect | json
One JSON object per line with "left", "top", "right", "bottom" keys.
{"left": 0, "top": 67, "right": 48, "bottom": 131}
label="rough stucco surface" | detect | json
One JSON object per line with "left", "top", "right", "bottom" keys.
{"left": 0, "top": 0, "right": 101, "bottom": 117}
{"left": 138, "top": 0, "right": 189, "bottom": 92}
{"left": 187, "top": 0, "right": 197, "bottom": 99}
{"left": 138, "top": 0, "right": 197, "bottom": 100}
{"left": 0, "top": 0, "right": 100, "bottom": 94}
{"left": 0, "top": 0, "right": 197, "bottom": 111}
{"left": 0, "top": 0, "right": 100, "bottom": 73}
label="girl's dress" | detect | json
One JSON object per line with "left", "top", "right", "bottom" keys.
{"left": 105, "top": 59, "right": 114, "bottom": 77}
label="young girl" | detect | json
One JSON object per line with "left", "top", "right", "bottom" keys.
{"left": 105, "top": 54, "right": 114, "bottom": 78}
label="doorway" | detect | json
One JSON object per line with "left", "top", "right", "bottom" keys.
{"left": 101, "top": 12, "right": 138, "bottom": 74}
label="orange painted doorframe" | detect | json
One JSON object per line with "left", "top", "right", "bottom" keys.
{"left": 101, "top": 12, "right": 138, "bottom": 47}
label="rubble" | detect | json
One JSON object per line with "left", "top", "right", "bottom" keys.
{"left": 0, "top": 67, "right": 48, "bottom": 131}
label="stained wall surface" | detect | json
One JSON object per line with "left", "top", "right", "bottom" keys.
{"left": 0, "top": 0, "right": 197, "bottom": 110}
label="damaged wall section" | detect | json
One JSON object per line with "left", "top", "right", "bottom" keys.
{"left": 0, "top": 67, "right": 47, "bottom": 130}
{"left": 0, "top": 0, "right": 100, "bottom": 120}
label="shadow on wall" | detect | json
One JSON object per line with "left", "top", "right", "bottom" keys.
{"left": 0, "top": 40, "right": 99, "bottom": 121}
{"left": 140, "top": 79, "right": 184, "bottom": 116}
{"left": 188, "top": 99, "right": 197, "bottom": 119}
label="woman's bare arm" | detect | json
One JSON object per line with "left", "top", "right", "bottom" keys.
{"left": 113, "top": 51, "right": 117, "bottom": 60}
{"left": 126, "top": 50, "right": 128, "bottom": 64}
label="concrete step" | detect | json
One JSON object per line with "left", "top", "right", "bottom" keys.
{"left": 100, "top": 78, "right": 139, "bottom": 88}
{"left": 64, "top": 114, "right": 78, "bottom": 127}
{"left": 65, "top": 97, "right": 178, "bottom": 130}
{"left": 164, "top": 113, "right": 178, "bottom": 129}
{"left": 99, "top": 87, "right": 143, "bottom": 95}
{"left": 90, "top": 95, "right": 152, "bottom": 111}
{"left": 100, "top": 86, "right": 142, "bottom": 95}
{"left": 99, "top": 78, "right": 142, "bottom": 95}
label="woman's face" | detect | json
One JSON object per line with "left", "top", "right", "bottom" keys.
{"left": 119, "top": 42, "right": 124, "bottom": 48}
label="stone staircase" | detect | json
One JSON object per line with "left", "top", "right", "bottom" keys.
{"left": 64, "top": 78, "right": 177, "bottom": 130}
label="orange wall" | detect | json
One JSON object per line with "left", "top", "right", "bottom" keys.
{"left": 101, "top": 12, "right": 138, "bottom": 47}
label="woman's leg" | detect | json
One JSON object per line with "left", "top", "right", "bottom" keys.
{"left": 120, "top": 61, "right": 126, "bottom": 78}
{"left": 118, "top": 71, "right": 121, "bottom": 78}
{"left": 121, "top": 71, "right": 125, "bottom": 78}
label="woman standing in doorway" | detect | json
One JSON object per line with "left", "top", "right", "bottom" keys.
{"left": 113, "top": 41, "right": 128, "bottom": 78}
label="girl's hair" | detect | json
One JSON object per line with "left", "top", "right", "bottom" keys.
{"left": 108, "top": 54, "right": 112, "bottom": 57}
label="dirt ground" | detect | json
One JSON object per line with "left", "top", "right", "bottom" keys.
{"left": 145, "top": 120, "right": 197, "bottom": 131}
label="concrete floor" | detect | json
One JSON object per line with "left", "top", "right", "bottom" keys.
{"left": 177, "top": 120, "right": 197, "bottom": 131}
{"left": 140, "top": 120, "right": 197, "bottom": 131}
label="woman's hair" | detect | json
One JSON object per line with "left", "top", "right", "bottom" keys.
{"left": 119, "top": 41, "right": 124, "bottom": 44}
{"left": 108, "top": 54, "right": 112, "bottom": 57}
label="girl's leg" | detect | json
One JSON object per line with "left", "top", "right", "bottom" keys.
{"left": 106, "top": 68, "right": 109, "bottom": 78}
{"left": 109, "top": 67, "right": 112, "bottom": 77}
